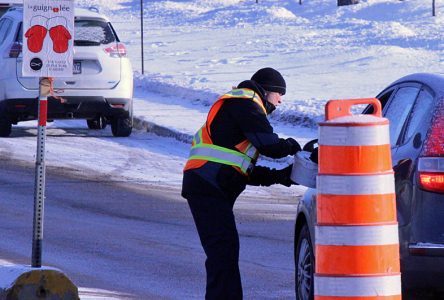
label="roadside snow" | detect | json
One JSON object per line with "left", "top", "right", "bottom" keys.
{"left": 98, "top": 0, "right": 443, "bottom": 106}
{"left": 0, "top": 259, "right": 131, "bottom": 299}
{"left": 2, "top": 0, "right": 438, "bottom": 223}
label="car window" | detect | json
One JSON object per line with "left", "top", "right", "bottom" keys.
{"left": 401, "top": 88, "right": 434, "bottom": 144}
{"left": 384, "top": 86, "right": 420, "bottom": 146}
{"left": 378, "top": 89, "right": 394, "bottom": 109}
{"left": 363, "top": 89, "right": 394, "bottom": 114}
{"left": 0, "top": 18, "right": 12, "bottom": 46}
{"left": 74, "top": 19, "right": 116, "bottom": 46}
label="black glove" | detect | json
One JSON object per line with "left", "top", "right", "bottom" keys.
{"left": 275, "top": 165, "right": 296, "bottom": 187}
{"left": 248, "top": 165, "right": 296, "bottom": 187}
{"left": 286, "top": 138, "right": 301, "bottom": 155}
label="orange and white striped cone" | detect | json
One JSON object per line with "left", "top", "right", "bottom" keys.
{"left": 315, "top": 98, "right": 401, "bottom": 300}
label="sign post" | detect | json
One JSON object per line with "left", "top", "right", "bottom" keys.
{"left": 140, "top": 0, "right": 144, "bottom": 74}
{"left": 23, "top": 0, "right": 74, "bottom": 268}
{"left": 31, "top": 77, "right": 50, "bottom": 267}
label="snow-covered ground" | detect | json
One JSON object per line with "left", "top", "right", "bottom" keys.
{"left": 14, "top": 0, "right": 441, "bottom": 190}
{"left": 105, "top": 0, "right": 443, "bottom": 121}
{"left": 8, "top": 0, "right": 442, "bottom": 194}
{"left": 1, "top": 0, "right": 443, "bottom": 298}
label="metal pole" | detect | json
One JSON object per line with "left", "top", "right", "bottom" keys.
{"left": 32, "top": 77, "right": 50, "bottom": 268}
{"left": 433, "top": 0, "right": 436, "bottom": 16}
{"left": 140, "top": 0, "right": 144, "bottom": 74}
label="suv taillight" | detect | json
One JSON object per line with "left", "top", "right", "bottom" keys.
{"left": 8, "top": 42, "right": 22, "bottom": 58}
{"left": 103, "top": 43, "right": 126, "bottom": 58}
{"left": 418, "top": 97, "right": 444, "bottom": 193}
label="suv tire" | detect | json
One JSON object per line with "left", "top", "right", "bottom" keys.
{"left": 0, "top": 118, "right": 11, "bottom": 137}
{"left": 295, "top": 223, "right": 314, "bottom": 300}
{"left": 111, "top": 116, "right": 132, "bottom": 137}
{"left": 87, "top": 116, "right": 107, "bottom": 130}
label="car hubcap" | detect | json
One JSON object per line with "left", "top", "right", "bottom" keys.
{"left": 297, "top": 239, "right": 312, "bottom": 300}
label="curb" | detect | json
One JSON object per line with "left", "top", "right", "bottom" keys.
{"left": 0, "top": 265, "right": 78, "bottom": 300}
{"left": 133, "top": 117, "right": 192, "bottom": 144}
{"left": 132, "top": 117, "right": 291, "bottom": 164}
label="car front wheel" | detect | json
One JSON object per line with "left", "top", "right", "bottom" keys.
{"left": 111, "top": 116, "right": 132, "bottom": 137}
{"left": 295, "top": 223, "right": 314, "bottom": 300}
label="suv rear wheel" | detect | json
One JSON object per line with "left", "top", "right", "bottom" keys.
{"left": 295, "top": 223, "right": 314, "bottom": 300}
{"left": 111, "top": 116, "right": 132, "bottom": 137}
{"left": 0, "top": 118, "right": 11, "bottom": 137}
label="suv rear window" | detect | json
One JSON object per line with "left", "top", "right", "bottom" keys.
{"left": 74, "top": 19, "right": 117, "bottom": 46}
{"left": 17, "top": 19, "right": 118, "bottom": 46}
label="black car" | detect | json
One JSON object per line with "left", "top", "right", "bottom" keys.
{"left": 294, "top": 73, "right": 444, "bottom": 299}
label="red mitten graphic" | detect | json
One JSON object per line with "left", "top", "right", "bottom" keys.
{"left": 25, "top": 25, "right": 47, "bottom": 53}
{"left": 49, "top": 25, "right": 71, "bottom": 53}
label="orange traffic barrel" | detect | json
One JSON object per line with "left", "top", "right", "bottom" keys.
{"left": 315, "top": 98, "right": 401, "bottom": 299}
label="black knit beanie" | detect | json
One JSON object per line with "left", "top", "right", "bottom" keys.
{"left": 251, "top": 67, "right": 286, "bottom": 95}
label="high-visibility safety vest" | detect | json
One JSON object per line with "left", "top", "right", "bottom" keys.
{"left": 184, "top": 88, "right": 267, "bottom": 176}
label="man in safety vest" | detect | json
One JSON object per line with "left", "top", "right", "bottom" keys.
{"left": 182, "top": 67, "right": 301, "bottom": 299}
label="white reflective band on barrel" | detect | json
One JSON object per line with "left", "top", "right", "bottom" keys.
{"left": 317, "top": 174, "right": 394, "bottom": 195}
{"left": 315, "top": 275, "right": 401, "bottom": 297}
{"left": 189, "top": 146, "right": 251, "bottom": 171}
{"left": 316, "top": 224, "right": 399, "bottom": 246}
{"left": 319, "top": 124, "right": 390, "bottom": 146}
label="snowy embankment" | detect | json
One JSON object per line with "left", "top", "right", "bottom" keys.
{"left": 76, "top": 0, "right": 444, "bottom": 129}
{"left": 5, "top": 0, "right": 438, "bottom": 193}
{"left": 4, "top": 0, "right": 444, "bottom": 192}
{"left": 3, "top": 0, "right": 438, "bottom": 191}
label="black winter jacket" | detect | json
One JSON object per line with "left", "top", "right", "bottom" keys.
{"left": 182, "top": 80, "right": 294, "bottom": 200}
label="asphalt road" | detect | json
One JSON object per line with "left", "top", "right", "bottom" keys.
{"left": 0, "top": 159, "right": 298, "bottom": 299}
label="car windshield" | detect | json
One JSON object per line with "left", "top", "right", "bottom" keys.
{"left": 74, "top": 19, "right": 116, "bottom": 46}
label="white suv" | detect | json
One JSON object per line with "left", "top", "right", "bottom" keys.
{"left": 0, "top": 7, "right": 134, "bottom": 137}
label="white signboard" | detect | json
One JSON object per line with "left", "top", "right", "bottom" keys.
{"left": 23, "top": 0, "right": 74, "bottom": 77}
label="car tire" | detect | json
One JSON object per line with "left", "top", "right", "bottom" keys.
{"left": 0, "top": 118, "right": 11, "bottom": 137}
{"left": 87, "top": 116, "right": 107, "bottom": 130}
{"left": 111, "top": 116, "right": 132, "bottom": 137}
{"left": 295, "top": 223, "right": 314, "bottom": 300}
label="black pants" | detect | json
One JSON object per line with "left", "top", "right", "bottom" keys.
{"left": 183, "top": 170, "right": 243, "bottom": 300}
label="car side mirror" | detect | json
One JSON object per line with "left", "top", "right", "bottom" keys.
{"left": 303, "top": 139, "right": 318, "bottom": 152}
